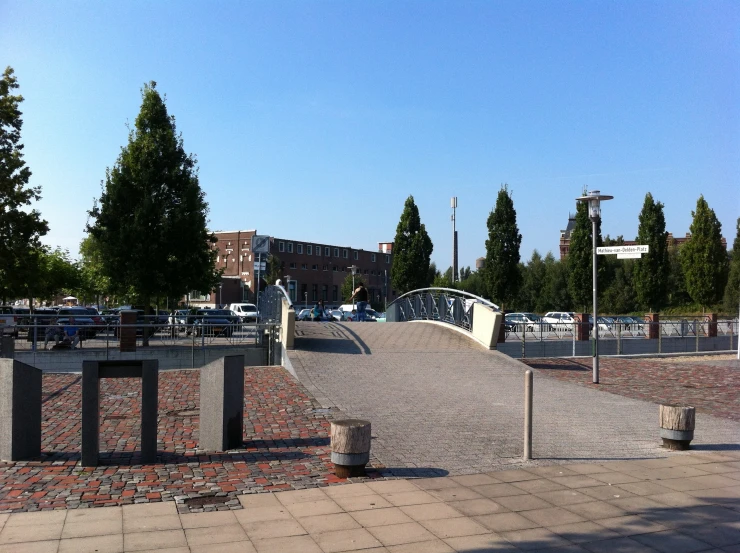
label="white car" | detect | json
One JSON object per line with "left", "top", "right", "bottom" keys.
{"left": 542, "top": 311, "right": 576, "bottom": 331}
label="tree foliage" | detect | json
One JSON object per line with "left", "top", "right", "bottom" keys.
{"left": 0, "top": 67, "right": 49, "bottom": 302}
{"left": 87, "top": 82, "right": 219, "bottom": 309}
{"left": 390, "top": 196, "right": 433, "bottom": 294}
{"left": 341, "top": 272, "right": 365, "bottom": 302}
{"left": 723, "top": 218, "right": 740, "bottom": 312}
{"left": 680, "top": 196, "right": 729, "bottom": 309}
{"left": 567, "top": 200, "right": 604, "bottom": 311}
{"left": 633, "top": 193, "right": 669, "bottom": 311}
{"left": 483, "top": 185, "right": 522, "bottom": 308}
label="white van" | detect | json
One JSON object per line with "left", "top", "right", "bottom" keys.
{"left": 228, "top": 303, "right": 259, "bottom": 323}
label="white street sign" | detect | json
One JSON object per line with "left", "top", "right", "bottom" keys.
{"left": 256, "top": 262, "right": 267, "bottom": 271}
{"left": 596, "top": 245, "right": 649, "bottom": 255}
{"left": 617, "top": 252, "right": 642, "bottom": 259}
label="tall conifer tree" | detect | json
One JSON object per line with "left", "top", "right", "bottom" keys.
{"left": 483, "top": 185, "right": 522, "bottom": 309}
{"left": 567, "top": 201, "right": 594, "bottom": 311}
{"left": 680, "top": 195, "right": 728, "bottom": 309}
{"left": 723, "top": 218, "right": 740, "bottom": 312}
{"left": 633, "top": 192, "right": 669, "bottom": 312}
{"left": 390, "top": 196, "right": 433, "bottom": 294}
{"left": 88, "top": 82, "right": 219, "bottom": 314}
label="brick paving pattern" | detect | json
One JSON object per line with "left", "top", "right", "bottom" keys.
{"left": 289, "top": 322, "right": 740, "bottom": 477}
{"left": 520, "top": 356, "right": 740, "bottom": 422}
{"left": 0, "top": 367, "right": 381, "bottom": 514}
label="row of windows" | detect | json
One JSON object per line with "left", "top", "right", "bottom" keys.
{"left": 294, "top": 284, "right": 386, "bottom": 303}
{"left": 277, "top": 241, "right": 388, "bottom": 263}
{"left": 286, "top": 263, "right": 387, "bottom": 276}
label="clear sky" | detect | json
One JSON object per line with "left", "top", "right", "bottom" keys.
{"left": 3, "top": 1, "right": 738, "bottom": 271}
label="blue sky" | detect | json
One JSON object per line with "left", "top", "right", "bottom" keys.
{"left": 3, "top": 1, "right": 738, "bottom": 271}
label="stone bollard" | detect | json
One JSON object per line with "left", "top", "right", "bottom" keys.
{"left": 199, "top": 355, "right": 245, "bottom": 452}
{"left": 659, "top": 404, "right": 695, "bottom": 450}
{"left": 331, "top": 419, "right": 371, "bottom": 478}
{"left": 0, "top": 359, "right": 42, "bottom": 461}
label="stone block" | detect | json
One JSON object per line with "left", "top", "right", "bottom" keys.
{"left": 82, "top": 359, "right": 158, "bottom": 466}
{"left": 645, "top": 313, "right": 660, "bottom": 340}
{"left": 119, "top": 310, "right": 137, "bottom": 352}
{"left": 472, "top": 303, "right": 501, "bottom": 349}
{"left": 199, "top": 355, "right": 245, "bottom": 451}
{"left": 574, "top": 313, "right": 590, "bottom": 341}
{"left": 0, "top": 336, "right": 14, "bottom": 359}
{"left": 0, "top": 359, "right": 42, "bottom": 461}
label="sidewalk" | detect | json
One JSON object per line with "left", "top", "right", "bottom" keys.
{"left": 2, "top": 451, "right": 738, "bottom": 552}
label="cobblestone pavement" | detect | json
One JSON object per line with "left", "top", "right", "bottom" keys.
{"left": 289, "top": 322, "right": 740, "bottom": 477}
{"left": 2, "top": 453, "right": 738, "bottom": 552}
{"left": 521, "top": 356, "right": 740, "bottom": 422}
{"left": 0, "top": 367, "right": 384, "bottom": 514}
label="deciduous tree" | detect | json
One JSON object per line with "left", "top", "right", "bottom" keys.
{"left": 0, "top": 67, "right": 48, "bottom": 303}
{"left": 390, "top": 196, "right": 433, "bottom": 294}
{"left": 680, "top": 196, "right": 729, "bottom": 309}
{"left": 483, "top": 185, "right": 522, "bottom": 309}
{"left": 633, "top": 193, "right": 669, "bottom": 312}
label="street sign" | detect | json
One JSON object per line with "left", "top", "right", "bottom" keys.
{"left": 596, "top": 245, "right": 649, "bottom": 255}
{"left": 256, "top": 262, "right": 267, "bottom": 271}
{"left": 252, "top": 235, "right": 270, "bottom": 254}
{"left": 617, "top": 253, "right": 642, "bottom": 259}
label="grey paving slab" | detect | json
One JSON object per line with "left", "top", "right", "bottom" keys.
{"left": 289, "top": 322, "right": 740, "bottom": 476}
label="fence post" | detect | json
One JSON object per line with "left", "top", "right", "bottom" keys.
{"left": 523, "top": 370, "right": 533, "bottom": 461}
{"left": 617, "top": 322, "right": 622, "bottom": 355}
{"left": 572, "top": 322, "right": 576, "bottom": 357}
{"left": 658, "top": 322, "right": 662, "bottom": 354}
{"left": 695, "top": 319, "right": 699, "bottom": 352}
{"left": 521, "top": 324, "right": 526, "bottom": 359}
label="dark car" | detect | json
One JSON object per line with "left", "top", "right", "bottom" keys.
{"left": 56, "top": 307, "right": 98, "bottom": 338}
{"left": 192, "top": 309, "right": 239, "bottom": 337}
{"left": 113, "top": 309, "right": 157, "bottom": 338}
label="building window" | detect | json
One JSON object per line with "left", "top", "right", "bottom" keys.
{"left": 371, "top": 253, "right": 376, "bottom": 262}
{"left": 289, "top": 262, "right": 297, "bottom": 269}
{"left": 279, "top": 241, "right": 285, "bottom": 253}
{"left": 321, "top": 285, "right": 328, "bottom": 301}
{"left": 323, "top": 264, "right": 328, "bottom": 271}
{"left": 307, "top": 245, "right": 312, "bottom": 255}
{"left": 317, "top": 246, "right": 321, "bottom": 256}
{"left": 297, "top": 244, "right": 303, "bottom": 254}
{"left": 333, "top": 266, "right": 338, "bottom": 272}
{"left": 312, "top": 264, "right": 318, "bottom": 270}
{"left": 354, "top": 251, "right": 359, "bottom": 260}
{"left": 334, "top": 248, "right": 339, "bottom": 257}
{"left": 385, "top": 255, "right": 390, "bottom": 263}
{"left": 312, "top": 284, "right": 318, "bottom": 301}
{"left": 324, "top": 246, "right": 330, "bottom": 257}
{"left": 287, "top": 242, "right": 293, "bottom": 253}
{"left": 189, "top": 291, "right": 210, "bottom": 301}
{"left": 302, "top": 263, "right": 307, "bottom": 270}
{"left": 342, "top": 249, "right": 348, "bottom": 259}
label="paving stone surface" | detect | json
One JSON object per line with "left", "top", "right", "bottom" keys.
{"left": 289, "top": 322, "right": 740, "bottom": 476}
{"left": 0, "top": 454, "right": 738, "bottom": 552}
{"left": 0, "top": 367, "right": 379, "bottom": 513}
{"left": 521, "top": 356, "right": 740, "bottom": 422}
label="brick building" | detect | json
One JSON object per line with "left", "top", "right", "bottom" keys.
{"left": 188, "top": 230, "right": 396, "bottom": 309}
{"left": 559, "top": 214, "right": 727, "bottom": 260}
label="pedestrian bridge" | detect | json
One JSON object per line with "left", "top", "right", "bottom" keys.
{"left": 286, "top": 320, "right": 738, "bottom": 476}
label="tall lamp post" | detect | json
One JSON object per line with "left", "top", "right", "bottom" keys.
{"left": 576, "top": 190, "right": 613, "bottom": 384}
{"left": 348, "top": 265, "right": 358, "bottom": 310}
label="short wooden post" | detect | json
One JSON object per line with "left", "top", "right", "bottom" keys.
{"left": 523, "top": 370, "right": 532, "bottom": 460}
{"left": 331, "top": 419, "right": 371, "bottom": 478}
{"left": 659, "top": 404, "right": 695, "bottom": 450}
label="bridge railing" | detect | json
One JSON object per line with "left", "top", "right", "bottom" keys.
{"left": 386, "top": 288, "right": 500, "bottom": 334}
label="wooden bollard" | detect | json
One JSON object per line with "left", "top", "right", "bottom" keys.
{"left": 659, "top": 404, "right": 695, "bottom": 450}
{"left": 331, "top": 419, "right": 371, "bottom": 478}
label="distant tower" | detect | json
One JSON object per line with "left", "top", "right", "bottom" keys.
{"left": 475, "top": 257, "right": 485, "bottom": 271}
{"left": 451, "top": 197, "right": 458, "bottom": 282}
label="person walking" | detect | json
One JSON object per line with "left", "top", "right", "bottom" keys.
{"left": 350, "top": 283, "right": 369, "bottom": 322}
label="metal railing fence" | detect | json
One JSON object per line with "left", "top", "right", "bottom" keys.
{"left": 386, "top": 288, "right": 499, "bottom": 332}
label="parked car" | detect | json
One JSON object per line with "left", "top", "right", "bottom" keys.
{"left": 112, "top": 309, "right": 156, "bottom": 339}
{"left": 83, "top": 307, "right": 107, "bottom": 332}
{"left": 504, "top": 313, "right": 541, "bottom": 332}
{"left": 542, "top": 311, "right": 576, "bottom": 331}
{"left": 23, "top": 308, "right": 58, "bottom": 341}
{"left": 169, "top": 309, "right": 190, "bottom": 332}
{"left": 192, "top": 309, "right": 239, "bottom": 337}
{"left": 0, "top": 306, "right": 16, "bottom": 337}
{"left": 228, "top": 303, "right": 259, "bottom": 323}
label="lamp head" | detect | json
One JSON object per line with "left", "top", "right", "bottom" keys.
{"left": 576, "top": 190, "right": 613, "bottom": 222}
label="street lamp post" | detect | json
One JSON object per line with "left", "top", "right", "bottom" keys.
{"left": 576, "top": 190, "right": 613, "bottom": 384}
{"left": 348, "top": 265, "right": 358, "bottom": 310}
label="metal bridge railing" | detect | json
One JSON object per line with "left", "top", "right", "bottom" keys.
{"left": 386, "top": 288, "right": 500, "bottom": 333}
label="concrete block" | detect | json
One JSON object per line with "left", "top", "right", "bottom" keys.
{"left": 0, "top": 359, "right": 42, "bottom": 461}
{"left": 82, "top": 359, "right": 159, "bottom": 467}
{"left": 199, "top": 355, "right": 245, "bottom": 451}
{"left": 472, "top": 303, "right": 502, "bottom": 349}
{"left": 0, "top": 336, "right": 14, "bottom": 359}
